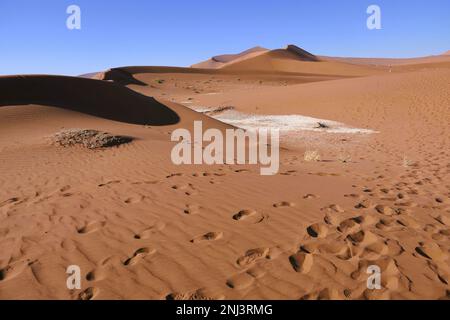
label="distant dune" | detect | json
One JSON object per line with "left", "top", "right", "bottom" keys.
{"left": 192, "top": 46, "right": 268, "bottom": 69}
{"left": 192, "top": 44, "right": 319, "bottom": 69}
{"left": 218, "top": 45, "right": 386, "bottom": 76}
{"left": 192, "top": 45, "right": 450, "bottom": 75}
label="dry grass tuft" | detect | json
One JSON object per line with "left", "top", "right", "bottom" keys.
{"left": 304, "top": 150, "right": 321, "bottom": 162}
{"left": 53, "top": 129, "right": 133, "bottom": 149}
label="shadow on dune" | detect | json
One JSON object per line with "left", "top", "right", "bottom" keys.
{"left": 100, "top": 68, "right": 147, "bottom": 86}
{"left": 0, "top": 75, "right": 179, "bottom": 125}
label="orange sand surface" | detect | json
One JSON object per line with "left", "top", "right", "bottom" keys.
{"left": 1, "top": 46, "right": 449, "bottom": 300}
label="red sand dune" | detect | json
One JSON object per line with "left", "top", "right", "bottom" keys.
{"left": 0, "top": 75, "right": 179, "bottom": 125}
{"left": 192, "top": 46, "right": 268, "bottom": 69}
{"left": 0, "top": 46, "right": 449, "bottom": 300}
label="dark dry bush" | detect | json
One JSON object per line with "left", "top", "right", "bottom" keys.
{"left": 316, "top": 122, "right": 330, "bottom": 129}
{"left": 53, "top": 129, "right": 132, "bottom": 149}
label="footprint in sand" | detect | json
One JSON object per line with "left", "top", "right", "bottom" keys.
{"left": 0, "top": 261, "right": 28, "bottom": 282}
{"left": 201, "top": 172, "right": 213, "bottom": 177}
{"left": 322, "top": 204, "right": 345, "bottom": 213}
{"left": 60, "top": 192, "right": 73, "bottom": 197}
{"left": 397, "top": 192, "right": 408, "bottom": 200}
{"left": 374, "top": 204, "right": 398, "bottom": 216}
{"left": 190, "top": 232, "right": 223, "bottom": 243}
{"left": 396, "top": 216, "right": 420, "bottom": 229}
{"left": 306, "top": 223, "right": 329, "bottom": 238}
{"left": 98, "top": 180, "right": 121, "bottom": 187}
{"left": 172, "top": 184, "right": 189, "bottom": 190}
{"left": 317, "top": 241, "right": 349, "bottom": 256}
{"left": 0, "top": 227, "right": 9, "bottom": 237}
{"left": 227, "top": 261, "right": 272, "bottom": 290}
{"left": 309, "top": 172, "right": 340, "bottom": 177}
{"left": 361, "top": 241, "right": 390, "bottom": 259}
{"left": 59, "top": 185, "right": 71, "bottom": 193}
{"left": 166, "top": 173, "right": 184, "bottom": 178}
{"left": 337, "top": 217, "right": 363, "bottom": 234}
{"left": 78, "top": 287, "right": 99, "bottom": 300}
{"left": 131, "top": 180, "right": 160, "bottom": 185}
{"left": 0, "top": 197, "right": 21, "bottom": 207}
{"left": 323, "top": 212, "right": 341, "bottom": 226}
{"left": 300, "top": 288, "right": 344, "bottom": 300}
{"left": 124, "top": 195, "right": 144, "bottom": 204}
{"left": 172, "top": 183, "right": 199, "bottom": 196}
{"left": 123, "top": 247, "right": 156, "bottom": 266}
{"left": 85, "top": 268, "right": 107, "bottom": 282}
{"left": 435, "top": 215, "right": 450, "bottom": 226}
{"left": 346, "top": 230, "right": 379, "bottom": 246}
{"left": 379, "top": 188, "right": 392, "bottom": 194}
{"left": 166, "top": 288, "right": 224, "bottom": 300}
{"left": 182, "top": 190, "right": 197, "bottom": 196}
{"left": 185, "top": 188, "right": 199, "bottom": 196}
{"left": 431, "top": 232, "right": 447, "bottom": 241}
{"left": 213, "top": 172, "right": 227, "bottom": 177}
{"left": 344, "top": 193, "right": 362, "bottom": 199}
{"left": 226, "top": 272, "right": 256, "bottom": 290}
{"left": 385, "top": 239, "right": 404, "bottom": 256}
{"left": 233, "top": 209, "right": 257, "bottom": 221}
{"left": 415, "top": 242, "right": 447, "bottom": 261}
{"left": 134, "top": 221, "right": 165, "bottom": 239}
{"left": 236, "top": 248, "right": 270, "bottom": 268}
{"left": 280, "top": 170, "right": 297, "bottom": 176}
{"left": 303, "top": 194, "right": 318, "bottom": 199}
{"left": 184, "top": 203, "right": 200, "bottom": 214}
{"left": 289, "top": 252, "right": 314, "bottom": 274}
{"left": 246, "top": 265, "right": 268, "bottom": 278}
{"left": 351, "top": 257, "right": 399, "bottom": 281}
{"left": 77, "top": 221, "right": 105, "bottom": 234}
{"left": 394, "top": 201, "right": 417, "bottom": 208}
{"left": 435, "top": 197, "right": 446, "bottom": 204}
{"left": 232, "top": 209, "right": 267, "bottom": 223}
{"left": 273, "top": 201, "right": 295, "bottom": 208}
{"left": 375, "top": 217, "right": 398, "bottom": 231}
{"left": 355, "top": 199, "right": 374, "bottom": 209}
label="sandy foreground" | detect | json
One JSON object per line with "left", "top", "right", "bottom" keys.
{"left": 0, "top": 46, "right": 449, "bottom": 300}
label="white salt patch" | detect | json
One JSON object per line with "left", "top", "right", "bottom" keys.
{"left": 193, "top": 107, "right": 377, "bottom": 134}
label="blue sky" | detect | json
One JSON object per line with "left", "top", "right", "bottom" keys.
{"left": 0, "top": 0, "right": 449, "bottom": 75}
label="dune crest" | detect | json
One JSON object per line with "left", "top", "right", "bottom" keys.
{"left": 212, "top": 46, "right": 268, "bottom": 63}
{"left": 285, "top": 44, "right": 320, "bottom": 61}
{"left": 219, "top": 47, "right": 383, "bottom": 76}
{"left": 192, "top": 46, "right": 268, "bottom": 69}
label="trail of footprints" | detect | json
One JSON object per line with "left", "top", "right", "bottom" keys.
{"left": 174, "top": 193, "right": 318, "bottom": 297}
{"left": 286, "top": 181, "right": 450, "bottom": 299}
{"left": 3, "top": 168, "right": 448, "bottom": 300}
{"left": 194, "top": 177, "right": 449, "bottom": 299}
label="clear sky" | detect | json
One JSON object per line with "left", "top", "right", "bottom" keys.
{"left": 0, "top": 0, "right": 449, "bottom": 75}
